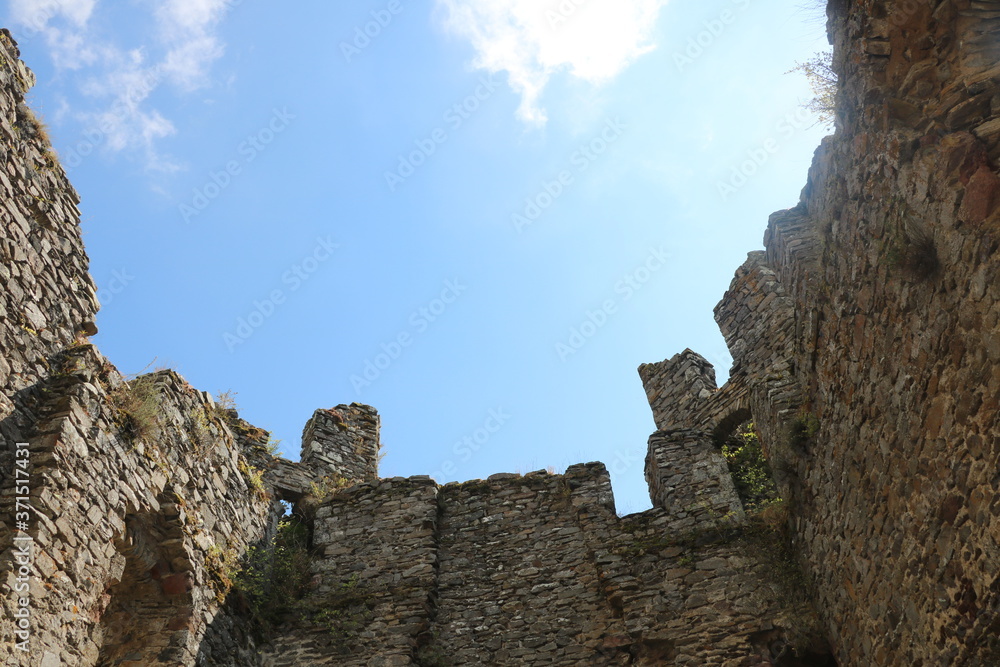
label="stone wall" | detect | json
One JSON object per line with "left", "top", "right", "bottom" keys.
{"left": 256, "top": 462, "right": 825, "bottom": 666}
{"left": 644, "top": 1, "right": 1000, "bottom": 664}
{"left": 790, "top": 2, "right": 1000, "bottom": 662}
{"left": 0, "top": 20, "right": 827, "bottom": 667}
{"left": 261, "top": 477, "right": 439, "bottom": 666}
{"left": 0, "top": 29, "right": 102, "bottom": 663}
{"left": 300, "top": 405, "right": 381, "bottom": 488}
{"left": 430, "top": 467, "right": 629, "bottom": 665}
{"left": 0, "top": 343, "right": 277, "bottom": 666}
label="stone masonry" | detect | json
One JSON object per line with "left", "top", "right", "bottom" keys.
{"left": 4, "top": 0, "right": 1000, "bottom": 663}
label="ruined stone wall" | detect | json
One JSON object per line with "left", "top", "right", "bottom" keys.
{"left": 300, "top": 405, "right": 381, "bottom": 487}
{"left": 0, "top": 31, "right": 102, "bottom": 659}
{"left": 258, "top": 461, "right": 824, "bottom": 666}
{"left": 0, "top": 22, "right": 828, "bottom": 666}
{"left": 0, "top": 31, "right": 280, "bottom": 666}
{"left": 644, "top": 1, "right": 1000, "bottom": 664}
{"left": 791, "top": 2, "right": 1000, "bottom": 663}
{"left": 8, "top": 0, "right": 1000, "bottom": 662}
{"left": 0, "top": 343, "right": 279, "bottom": 666}
{"left": 261, "top": 477, "right": 439, "bottom": 666}
{"left": 0, "top": 29, "right": 98, "bottom": 431}
{"left": 430, "top": 468, "right": 629, "bottom": 665}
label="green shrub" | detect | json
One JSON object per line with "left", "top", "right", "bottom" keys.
{"left": 238, "top": 459, "right": 267, "bottom": 497}
{"left": 722, "top": 423, "right": 780, "bottom": 513}
{"left": 787, "top": 50, "right": 837, "bottom": 127}
{"left": 232, "top": 517, "right": 314, "bottom": 632}
{"left": 309, "top": 475, "right": 350, "bottom": 500}
{"left": 787, "top": 413, "right": 820, "bottom": 452}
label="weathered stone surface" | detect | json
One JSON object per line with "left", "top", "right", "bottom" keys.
{"left": 300, "top": 403, "right": 380, "bottom": 486}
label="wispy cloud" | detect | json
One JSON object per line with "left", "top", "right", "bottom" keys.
{"left": 9, "top": 0, "right": 97, "bottom": 30}
{"left": 155, "top": 0, "right": 230, "bottom": 91}
{"left": 436, "top": 0, "right": 667, "bottom": 126}
{"left": 6, "top": 0, "right": 235, "bottom": 170}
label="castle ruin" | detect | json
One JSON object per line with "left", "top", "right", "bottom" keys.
{"left": 4, "top": 0, "right": 1000, "bottom": 664}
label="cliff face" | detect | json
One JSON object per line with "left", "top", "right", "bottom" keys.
{"left": 2, "top": 0, "right": 1000, "bottom": 664}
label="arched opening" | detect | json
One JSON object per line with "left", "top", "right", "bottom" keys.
{"left": 97, "top": 496, "right": 196, "bottom": 665}
{"left": 751, "top": 629, "right": 839, "bottom": 666}
{"left": 715, "top": 416, "right": 780, "bottom": 514}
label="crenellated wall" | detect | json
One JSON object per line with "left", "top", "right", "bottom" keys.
{"left": 257, "top": 460, "right": 825, "bottom": 667}
{"left": 0, "top": 17, "right": 835, "bottom": 667}
{"left": 0, "top": 40, "right": 824, "bottom": 658}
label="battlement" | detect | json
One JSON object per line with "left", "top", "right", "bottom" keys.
{"left": 300, "top": 403, "right": 381, "bottom": 485}
{"left": 638, "top": 349, "right": 717, "bottom": 431}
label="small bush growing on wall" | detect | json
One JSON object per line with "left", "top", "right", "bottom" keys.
{"left": 786, "top": 413, "right": 820, "bottom": 452}
{"left": 110, "top": 376, "right": 162, "bottom": 441}
{"left": 722, "top": 423, "right": 781, "bottom": 513}
{"left": 232, "top": 516, "right": 313, "bottom": 632}
{"left": 787, "top": 50, "right": 837, "bottom": 128}
{"left": 238, "top": 459, "right": 267, "bottom": 498}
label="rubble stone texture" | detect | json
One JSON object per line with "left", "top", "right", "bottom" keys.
{"left": 3, "top": 0, "right": 1000, "bottom": 663}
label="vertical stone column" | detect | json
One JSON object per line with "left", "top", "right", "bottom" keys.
{"left": 644, "top": 429, "right": 744, "bottom": 531}
{"left": 638, "top": 350, "right": 744, "bottom": 528}
{"left": 564, "top": 462, "right": 616, "bottom": 515}
{"left": 300, "top": 403, "right": 380, "bottom": 484}
{"left": 638, "top": 349, "right": 717, "bottom": 431}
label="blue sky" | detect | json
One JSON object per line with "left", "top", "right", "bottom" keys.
{"left": 6, "top": 0, "right": 830, "bottom": 515}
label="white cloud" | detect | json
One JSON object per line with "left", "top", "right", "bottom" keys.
{"left": 160, "top": 34, "right": 224, "bottom": 90}
{"left": 437, "top": 0, "right": 667, "bottom": 125}
{"left": 10, "top": 0, "right": 96, "bottom": 31}
{"left": 5, "top": 0, "right": 236, "bottom": 169}
{"left": 155, "top": 0, "right": 230, "bottom": 90}
{"left": 41, "top": 25, "right": 99, "bottom": 69}
{"left": 156, "top": 0, "right": 230, "bottom": 33}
